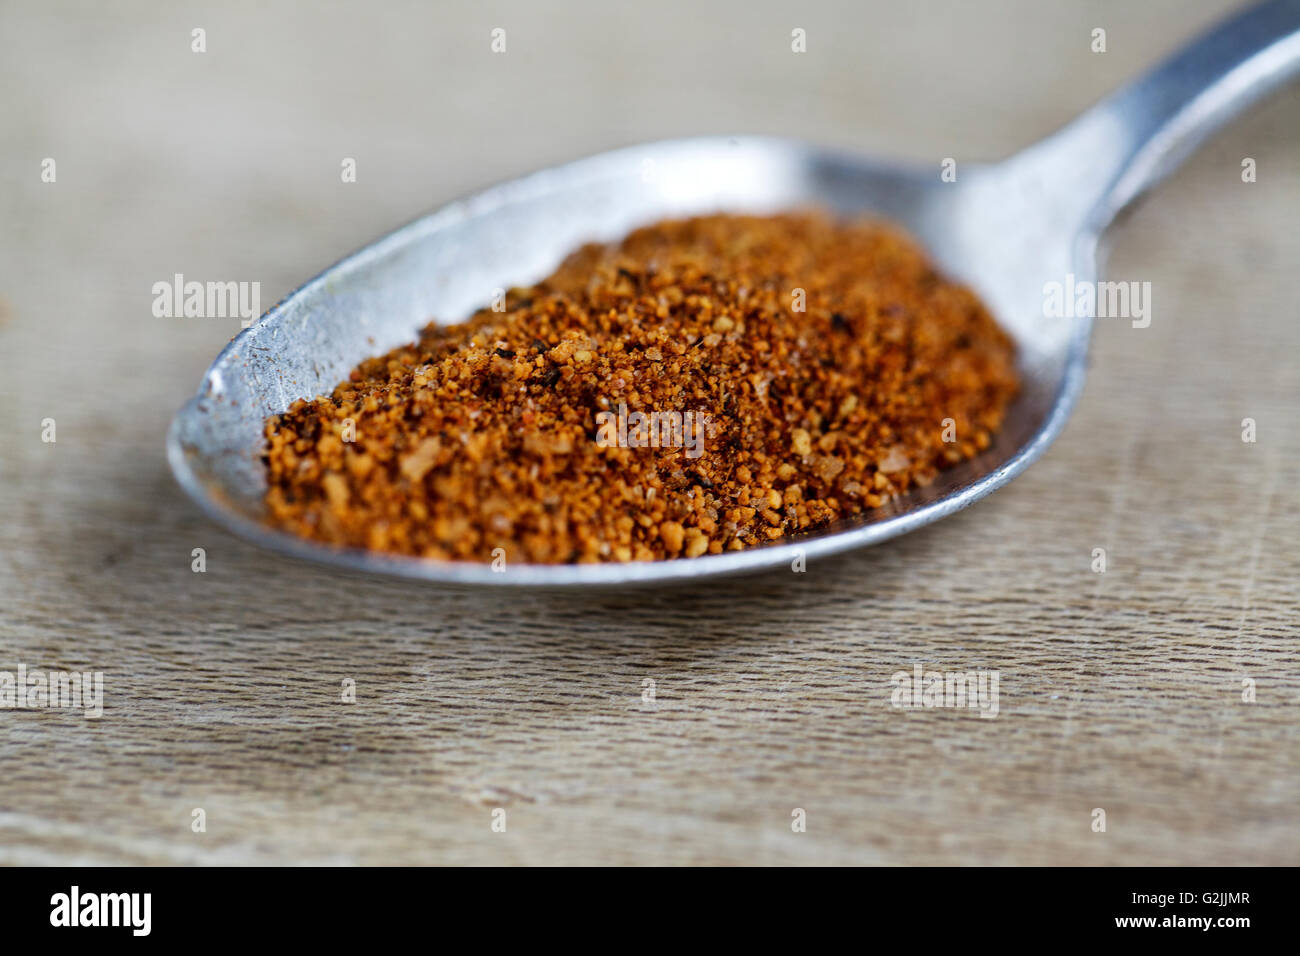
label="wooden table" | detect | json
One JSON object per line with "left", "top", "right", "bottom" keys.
{"left": 2, "top": 0, "right": 1297, "bottom": 865}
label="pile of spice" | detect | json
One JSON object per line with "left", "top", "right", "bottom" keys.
{"left": 263, "top": 212, "right": 1019, "bottom": 563}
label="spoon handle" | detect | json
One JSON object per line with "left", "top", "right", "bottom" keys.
{"left": 1026, "top": 0, "right": 1300, "bottom": 233}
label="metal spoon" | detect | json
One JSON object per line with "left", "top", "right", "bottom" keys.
{"left": 168, "top": 0, "right": 1300, "bottom": 587}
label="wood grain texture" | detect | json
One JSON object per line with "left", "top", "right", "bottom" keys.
{"left": 1, "top": 0, "right": 1297, "bottom": 865}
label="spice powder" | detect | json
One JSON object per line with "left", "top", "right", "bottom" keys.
{"left": 263, "top": 212, "right": 1019, "bottom": 563}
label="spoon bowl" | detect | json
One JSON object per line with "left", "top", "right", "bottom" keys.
{"left": 168, "top": 0, "right": 1300, "bottom": 586}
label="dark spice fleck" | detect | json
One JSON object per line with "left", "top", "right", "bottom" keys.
{"left": 687, "top": 470, "right": 713, "bottom": 489}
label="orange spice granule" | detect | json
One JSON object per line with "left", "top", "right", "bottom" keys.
{"left": 263, "top": 212, "right": 1019, "bottom": 563}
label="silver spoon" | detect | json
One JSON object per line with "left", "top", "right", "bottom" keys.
{"left": 168, "top": 0, "right": 1300, "bottom": 587}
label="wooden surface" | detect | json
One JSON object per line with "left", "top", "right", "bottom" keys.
{"left": 2, "top": 0, "right": 1298, "bottom": 865}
